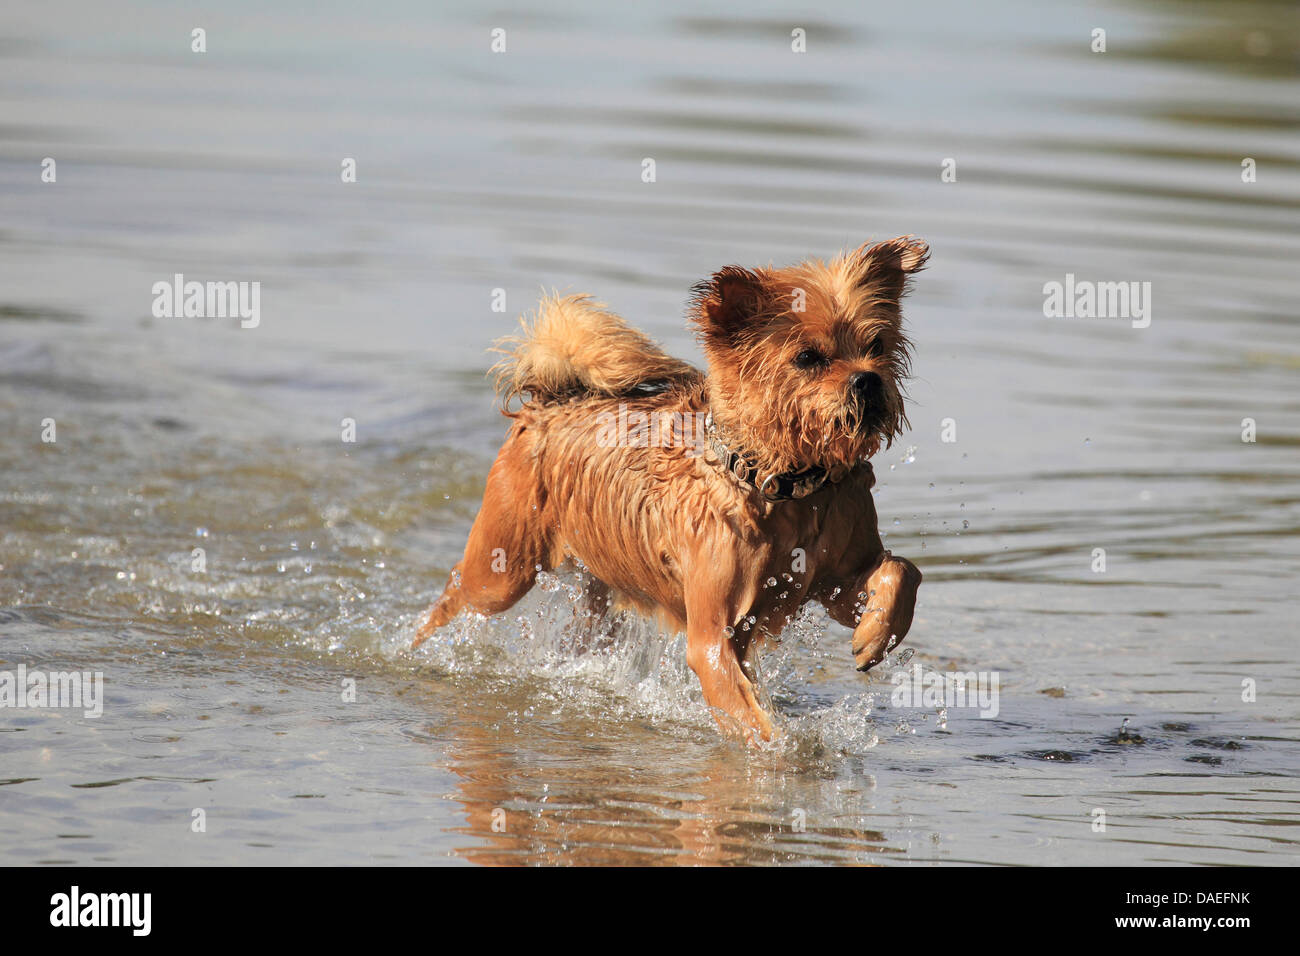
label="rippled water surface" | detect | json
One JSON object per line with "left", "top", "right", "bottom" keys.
{"left": 2, "top": 0, "right": 1299, "bottom": 865}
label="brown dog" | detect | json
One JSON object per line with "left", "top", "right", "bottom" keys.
{"left": 414, "top": 238, "right": 928, "bottom": 745}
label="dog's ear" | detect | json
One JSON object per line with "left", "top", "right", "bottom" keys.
{"left": 854, "top": 236, "right": 929, "bottom": 300}
{"left": 690, "top": 266, "right": 766, "bottom": 344}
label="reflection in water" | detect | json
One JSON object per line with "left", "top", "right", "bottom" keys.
{"left": 441, "top": 705, "right": 898, "bottom": 866}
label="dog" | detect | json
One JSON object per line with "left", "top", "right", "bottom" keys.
{"left": 413, "top": 238, "right": 928, "bottom": 745}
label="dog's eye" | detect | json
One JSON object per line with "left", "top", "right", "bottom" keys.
{"left": 865, "top": 338, "right": 884, "bottom": 358}
{"left": 793, "top": 348, "right": 826, "bottom": 369}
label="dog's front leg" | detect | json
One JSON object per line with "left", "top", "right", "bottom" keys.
{"left": 684, "top": 582, "right": 775, "bottom": 745}
{"left": 686, "top": 623, "right": 775, "bottom": 744}
{"left": 821, "top": 551, "right": 921, "bottom": 671}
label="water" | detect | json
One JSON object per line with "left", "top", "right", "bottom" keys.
{"left": 2, "top": 0, "right": 1299, "bottom": 865}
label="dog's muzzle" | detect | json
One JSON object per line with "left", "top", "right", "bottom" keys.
{"left": 849, "top": 372, "right": 888, "bottom": 430}
{"left": 850, "top": 371, "right": 884, "bottom": 405}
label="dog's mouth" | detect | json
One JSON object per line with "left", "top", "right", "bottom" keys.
{"left": 841, "top": 404, "right": 888, "bottom": 438}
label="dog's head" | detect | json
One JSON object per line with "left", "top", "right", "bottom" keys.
{"left": 689, "top": 237, "right": 928, "bottom": 475}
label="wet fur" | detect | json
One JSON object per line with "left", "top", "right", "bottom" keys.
{"left": 415, "top": 238, "right": 928, "bottom": 745}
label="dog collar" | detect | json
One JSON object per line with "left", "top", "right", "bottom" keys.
{"left": 704, "top": 412, "right": 830, "bottom": 502}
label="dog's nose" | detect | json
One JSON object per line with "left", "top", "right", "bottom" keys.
{"left": 851, "top": 371, "right": 883, "bottom": 402}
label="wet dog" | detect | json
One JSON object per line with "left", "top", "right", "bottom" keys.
{"left": 414, "top": 238, "right": 928, "bottom": 744}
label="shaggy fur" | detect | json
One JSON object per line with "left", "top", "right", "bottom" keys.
{"left": 414, "top": 238, "right": 928, "bottom": 745}
{"left": 493, "top": 293, "right": 698, "bottom": 404}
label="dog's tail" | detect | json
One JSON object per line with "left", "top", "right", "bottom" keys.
{"left": 491, "top": 293, "right": 699, "bottom": 407}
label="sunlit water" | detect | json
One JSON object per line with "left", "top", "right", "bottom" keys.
{"left": 2, "top": 0, "right": 1298, "bottom": 864}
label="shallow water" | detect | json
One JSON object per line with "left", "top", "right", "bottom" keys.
{"left": 2, "top": 0, "right": 1299, "bottom": 865}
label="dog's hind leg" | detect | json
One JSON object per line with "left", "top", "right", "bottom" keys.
{"left": 567, "top": 572, "right": 618, "bottom": 654}
{"left": 413, "top": 434, "right": 551, "bottom": 648}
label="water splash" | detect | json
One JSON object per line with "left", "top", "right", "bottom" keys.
{"left": 393, "top": 569, "right": 915, "bottom": 756}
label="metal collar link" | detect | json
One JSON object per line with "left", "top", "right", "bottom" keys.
{"left": 704, "top": 412, "right": 830, "bottom": 502}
